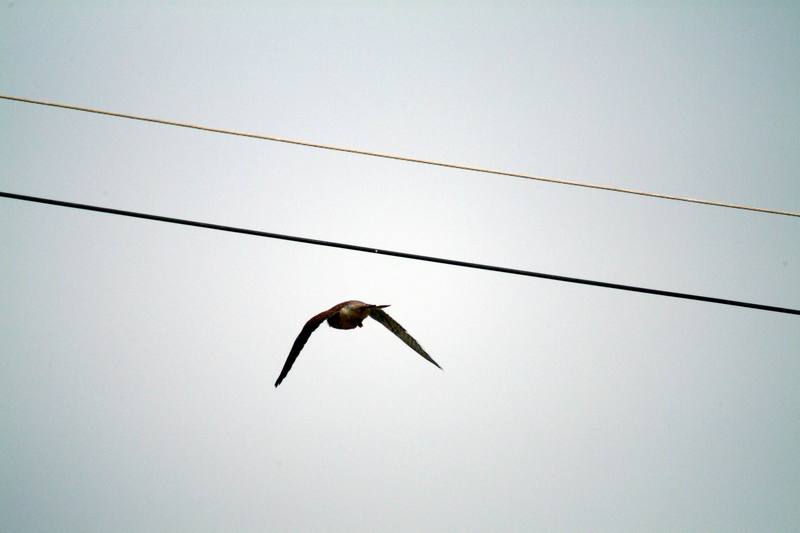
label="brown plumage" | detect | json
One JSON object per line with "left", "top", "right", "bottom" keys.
{"left": 274, "top": 300, "right": 441, "bottom": 387}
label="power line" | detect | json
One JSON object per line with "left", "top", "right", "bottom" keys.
{"left": 2, "top": 190, "right": 797, "bottom": 316}
{"left": 2, "top": 93, "right": 798, "bottom": 219}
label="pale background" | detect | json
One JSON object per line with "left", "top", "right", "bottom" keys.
{"left": 1, "top": 2, "right": 799, "bottom": 532}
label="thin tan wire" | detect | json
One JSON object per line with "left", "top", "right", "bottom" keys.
{"left": 2, "top": 94, "right": 797, "bottom": 218}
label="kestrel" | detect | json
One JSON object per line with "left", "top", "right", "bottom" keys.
{"left": 274, "top": 300, "right": 441, "bottom": 387}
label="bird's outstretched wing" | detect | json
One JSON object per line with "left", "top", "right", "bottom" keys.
{"left": 369, "top": 308, "right": 442, "bottom": 369}
{"left": 275, "top": 302, "right": 348, "bottom": 387}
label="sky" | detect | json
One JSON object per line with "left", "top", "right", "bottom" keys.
{"left": 1, "top": 2, "right": 799, "bottom": 532}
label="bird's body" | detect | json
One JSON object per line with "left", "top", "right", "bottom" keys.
{"left": 324, "top": 300, "right": 387, "bottom": 330}
{"left": 274, "top": 300, "right": 440, "bottom": 387}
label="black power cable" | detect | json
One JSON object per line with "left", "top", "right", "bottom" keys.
{"left": 2, "top": 190, "right": 797, "bottom": 315}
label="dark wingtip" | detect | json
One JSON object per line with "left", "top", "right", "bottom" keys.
{"left": 423, "top": 355, "right": 443, "bottom": 370}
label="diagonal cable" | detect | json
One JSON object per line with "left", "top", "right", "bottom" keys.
{"left": 1, "top": 94, "right": 797, "bottom": 218}
{"left": 2, "top": 190, "right": 797, "bottom": 315}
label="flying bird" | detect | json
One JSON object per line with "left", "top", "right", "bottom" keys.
{"left": 274, "top": 300, "right": 441, "bottom": 387}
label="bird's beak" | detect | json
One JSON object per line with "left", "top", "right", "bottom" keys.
{"left": 375, "top": 304, "right": 390, "bottom": 309}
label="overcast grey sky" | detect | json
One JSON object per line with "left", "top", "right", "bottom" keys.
{"left": 2, "top": 2, "right": 799, "bottom": 532}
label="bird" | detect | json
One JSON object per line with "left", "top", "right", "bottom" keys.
{"left": 274, "top": 300, "right": 441, "bottom": 387}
